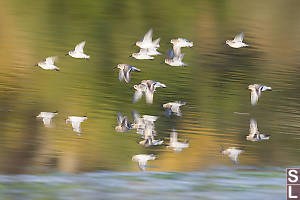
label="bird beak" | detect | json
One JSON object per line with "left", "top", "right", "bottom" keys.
{"left": 35, "top": 64, "right": 38, "bottom": 67}
{"left": 129, "top": 55, "right": 132, "bottom": 58}
{"left": 65, "top": 53, "right": 69, "bottom": 56}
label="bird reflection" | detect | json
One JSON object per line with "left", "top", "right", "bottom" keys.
{"left": 248, "top": 84, "right": 272, "bottom": 106}
{"left": 66, "top": 116, "right": 88, "bottom": 135}
{"left": 221, "top": 147, "right": 243, "bottom": 165}
{"left": 131, "top": 111, "right": 163, "bottom": 147}
{"left": 132, "top": 154, "right": 156, "bottom": 171}
{"left": 167, "top": 129, "right": 189, "bottom": 152}
{"left": 163, "top": 101, "right": 186, "bottom": 117}
{"left": 115, "top": 112, "right": 132, "bottom": 132}
{"left": 246, "top": 118, "right": 270, "bottom": 142}
{"left": 36, "top": 111, "right": 58, "bottom": 128}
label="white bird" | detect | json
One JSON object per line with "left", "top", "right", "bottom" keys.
{"left": 141, "top": 80, "right": 167, "bottom": 104}
{"left": 132, "top": 154, "right": 156, "bottom": 171}
{"left": 130, "top": 48, "right": 154, "bottom": 60}
{"left": 163, "top": 101, "right": 186, "bottom": 117}
{"left": 248, "top": 84, "right": 272, "bottom": 106}
{"left": 66, "top": 41, "right": 90, "bottom": 59}
{"left": 115, "top": 112, "right": 132, "bottom": 132}
{"left": 246, "top": 118, "right": 270, "bottom": 142}
{"left": 36, "top": 112, "right": 58, "bottom": 127}
{"left": 66, "top": 116, "right": 88, "bottom": 135}
{"left": 115, "top": 64, "right": 141, "bottom": 83}
{"left": 165, "top": 48, "right": 186, "bottom": 66}
{"left": 168, "top": 129, "right": 189, "bottom": 152}
{"left": 222, "top": 147, "right": 243, "bottom": 164}
{"left": 36, "top": 56, "right": 60, "bottom": 71}
{"left": 170, "top": 38, "right": 193, "bottom": 48}
{"left": 135, "top": 29, "right": 160, "bottom": 49}
{"left": 226, "top": 32, "right": 248, "bottom": 48}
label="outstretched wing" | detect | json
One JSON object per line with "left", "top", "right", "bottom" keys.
{"left": 249, "top": 118, "right": 258, "bottom": 135}
{"left": 119, "top": 70, "right": 125, "bottom": 82}
{"left": 75, "top": 41, "right": 86, "bottom": 52}
{"left": 133, "top": 90, "right": 143, "bottom": 103}
{"left": 142, "top": 28, "right": 153, "bottom": 43}
{"left": 250, "top": 90, "right": 259, "bottom": 106}
{"left": 233, "top": 32, "right": 244, "bottom": 42}
{"left": 45, "top": 56, "right": 57, "bottom": 65}
{"left": 167, "top": 48, "right": 175, "bottom": 59}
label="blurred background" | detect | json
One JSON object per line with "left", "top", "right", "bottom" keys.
{"left": 0, "top": 0, "right": 298, "bottom": 199}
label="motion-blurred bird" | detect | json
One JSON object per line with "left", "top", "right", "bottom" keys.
{"left": 163, "top": 101, "right": 186, "bottom": 117}
{"left": 115, "top": 112, "right": 132, "bottom": 132}
{"left": 66, "top": 116, "right": 88, "bottom": 135}
{"left": 170, "top": 38, "right": 193, "bottom": 48}
{"left": 165, "top": 48, "right": 186, "bottom": 66}
{"left": 66, "top": 41, "right": 90, "bottom": 59}
{"left": 246, "top": 118, "right": 270, "bottom": 142}
{"left": 226, "top": 32, "right": 248, "bottom": 48}
{"left": 132, "top": 154, "right": 156, "bottom": 171}
{"left": 135, "top": 29, "right": 160, "bottom": 49}
{"left": 222, "top": 147, "right": 243, "bottom": 164}
{"left": 168, "top": 129, "right": 189, "bottom": 152}
{"left": 248, "top": 84, "right": 272, "bottom": 105}
{"left": 141, "top": 80, "right": 167, "bottom": 104}
{"left": 36, "top": 56, "right": 60, "bottom": 71}
{"left": 115, "top": 64, "right": 141, "bottom": 83}
{"left": 36, "top": 111, "right": 58, "bottom": 128}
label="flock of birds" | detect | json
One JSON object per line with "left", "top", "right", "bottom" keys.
{"left": 35, "top": 29, "right": 272, "bottom": 171}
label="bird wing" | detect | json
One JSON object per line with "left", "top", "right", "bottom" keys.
{"left": 249, "top": 118, "right": 258, "bottom": 135}
{"left": 145, "top": 89, "right": 154, "bottom": 104}
{"left": 133, "top": 90, "right": 144, "bottom": 103}
{"left": 117, "top": 112, "right": 124, "bottom": 125}
{"left": 75, "top": 41, "right": 86, "bottom": 52}
{"left": 250, "top": 90, "right": 259, "bottom": 105}
{"left": 71, "top": 121, "right": 81, "bottom": 133}
{"left": 45, "top": 56, "right": 57, "bottom": 65}
{"left": 142, "top": 28, "right": 153, "bottom": 43}
{"left": 119, "top": 70, "right": 125, "bottom": 82}
{"left": 173, "top": 45, "right": 182, "bottom": 57}
{"left": 167, "top": 48, "right": 175, "bottom": 59}
{"left": 233, "top": 32, "right": 244, "bottom": 42}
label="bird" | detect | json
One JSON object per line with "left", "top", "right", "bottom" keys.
{"left": 139, "top": 115, "right": 163, "bottom": 147}
{"left": 246, "top": 118, "right": 270, "bottom": 142}
{"left": 36, "top": 56, "right": 60, "bottom": 71}
{"left": 115, "top": 112, "right": 132, "bottom": 132}
{"left": 163, "top": 101, "right": 186, "bottom": 117}
{"left": 141, "top": 80, "right": 167, "bottom": 104}
{"left": 115, "top": 64, "right": 141, "bottom": 83}
{"left": 167, "top": 129, "right": 189, "bottom": 152}
{"left": 132, "top": 154, "right": 156, "bottom": 171}
{"left": 248, "top": 84, "right": 272, "bottom": 105}
{"left": 66, "top": 116, "right": 88, "bottom": 135}
{"left": 221, "top": 147, "right": 243, "bottom": 164}
{"left": 170, "top": 38, "right": 193, "bottom": 48}
{"left": 66, "top": 41, "right": 90, "bottom": 59}
{"left": 36, "top": 112, "right": 58, "bottom": 128}
{"left": 130, "top": 48, "right": 154, "bottom": 60}
{"left": 135, "top": 29, "right": 160, "bottom": 49}
{"left": 133, "top": 80, "right": 166, "bottom": 104}
{"left": 225, "top": 32, "right": 248, "bottom": 48}
{"left": 164, "top": 48, "right": 186, "bottom": 66}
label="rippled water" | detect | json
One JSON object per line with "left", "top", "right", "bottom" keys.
{"left": 0, "top": 0, "right": 299, "bottom": 199}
